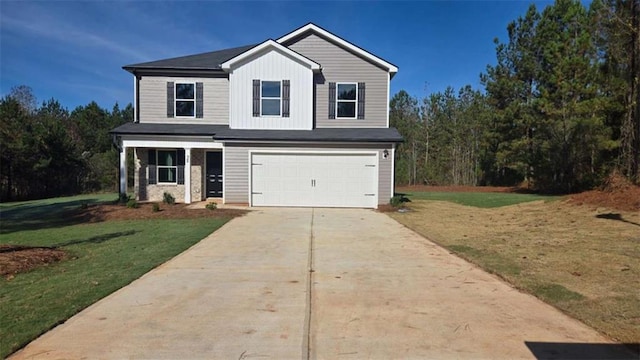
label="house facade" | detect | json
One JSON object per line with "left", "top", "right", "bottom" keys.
{"left": 111, "top": 23, "right": 402, "bottom": 208}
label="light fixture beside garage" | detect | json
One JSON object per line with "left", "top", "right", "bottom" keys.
{"left": 383, "top": 149, "right": 389, "bottom": 159}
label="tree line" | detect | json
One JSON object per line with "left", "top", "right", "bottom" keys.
{"left": 392, "top": 0, "right": 639, "bottom": 192}
{"left": 0, "top": 86, "right": 132, "bottom": 201}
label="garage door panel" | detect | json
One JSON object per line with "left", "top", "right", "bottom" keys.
{"left": 251, "top": 153, "right": 377, "bottom": 208}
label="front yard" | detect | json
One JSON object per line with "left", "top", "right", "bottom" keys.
{"left": 390, "top": 189, "right": 640, "bottom": 344}
{"left": 0, "top": 194, "right": 241, "bottom": 357}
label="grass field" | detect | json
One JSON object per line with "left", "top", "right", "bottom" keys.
{"left": 397, "top": 190, "right": 552, "bottom": 208}
{"left": 0, "top": 194, "right": 231, "bottom": 357}
{"left": 389, "top": 191, "right": 640, "bottom": 344}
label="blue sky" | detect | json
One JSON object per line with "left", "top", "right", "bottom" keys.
{"left": 0, "top": 1, "right": 552, "bottom": 111}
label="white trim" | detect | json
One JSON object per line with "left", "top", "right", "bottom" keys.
{"left": 174, "top": 82, "right": 196, "bottom": 118}
{"left": 260, "top": 80, "right": 282, "bottom": 117}
{"left": 391, "top": 145, "right": 395, "bottom": 198}
{"left": 120, "top": 145, "right": 127, "bottom": 195}
{"left": 335, "top": 82, "right": 358, "bottom": 119}
{"left": 221, "top": 39, "right": 321, "bottom": 71}
{"left": 277, "top": 23, "right": 398, "bottom": 74}
{"left": 121, "top": 138, "right": 222, "bottom": 149}
{"left": 184, "top": 148, "right": 191, "bottom": 204}
{"left": 386, "top": 72, "right": 390, "bottom": 127}
{"left": 248, "top": 149, "right": 379, "bottom": 208}
{"left": 133, "top": 77, "right": 138, "bottom": 122}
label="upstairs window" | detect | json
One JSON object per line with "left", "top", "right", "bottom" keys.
{"left": 261, "top": 81, "right": 281, "bottom": 116}
{"left": 166, "top": 82, "right": 203, "bottom": 118}
{"left": 329, "top": 82, "right": 365, "bottom": 120}
{"left": 336, "top": 83, "right": 357, "bottom": 118}
{"left": 175, "top": 83, "right": 195, "bottom": 117}
{"left": 252, "top": 79, "right": 290, "bottom": 118}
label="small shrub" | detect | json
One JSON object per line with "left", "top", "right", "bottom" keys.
{"left": 126, "top": 199, "right": 139, "bottom": 209}
{"left": 205, "top": 202, "right": 217, "bottom": 211}
{"left": 390, "top": 194, "right": 410, "bottom": 208}
{"left": 152, "top": 203, "right": 160, "bottom": 212}
{"left": 163, "top": 192, "right": 175, "bottom": 205}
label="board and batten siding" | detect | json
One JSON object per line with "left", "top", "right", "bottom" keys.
{"left": 223, "top": 144, "right": 392, "bottom": 205}
{"left": 285, "top": 33, "right": 389, "bottom": 128}
{"left": 138, "top": 75, "right": 229, "bottom": 124}
{"left": 228, "top": 49, "right": 313, "bottom": 130}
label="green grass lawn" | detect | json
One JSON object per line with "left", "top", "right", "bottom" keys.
{"left": 398, "top": 190, "right": 554, "bottom": 208}
{"left": 0, "top": 195, "right": 231, "bottom": 357}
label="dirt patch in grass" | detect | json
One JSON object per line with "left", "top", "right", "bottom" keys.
{"left": 0, "top": 245, "right": 67, "bottom": 278}
{"left": 389, "top": 199, "right": 640, "bottom": 343}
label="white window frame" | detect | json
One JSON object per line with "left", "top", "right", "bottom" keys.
{"left": 261, "top": 80, "right": 282, "bottom": 117}
{"left": 336, "top": 82, "right": 358, "bottom": 119}
{"left": 175, "top": 82, "right": 196, "bottom": 118}
{"left": 156, "top": 149, "right": 178, "bottom": 184}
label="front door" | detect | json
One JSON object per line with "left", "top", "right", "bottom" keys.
{"left": 206, "top": 152, "right": 223, "bottom": 198}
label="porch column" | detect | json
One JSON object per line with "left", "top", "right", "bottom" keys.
{"left": 184, "top": 147, "right": 191, "bottom": 204}
{"left": 119, "top": 145, "right": 127, "bottom": 197}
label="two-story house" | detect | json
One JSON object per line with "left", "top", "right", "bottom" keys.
{"left": 110, "top": 23, "right": 402, "bottom": 208}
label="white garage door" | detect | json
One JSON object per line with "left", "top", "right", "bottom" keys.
{"left": 251, "top": 153, "right": 378, "bottom": 208}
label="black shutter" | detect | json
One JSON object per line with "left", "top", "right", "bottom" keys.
{"left": 328, "top": 82, "right": 336, "bottom": 119}
{"left": 167, "top": 82, "right": 174, "bottom": 118}
{"left": 177, "top": 149, "right": 185, "bottom": 185}
{"left": 357, "top": 82, "right": 365, "bottom": 119}
{"left": 282, "top": 80, "right": 290, "bottom": 117}
{"left": 177, "top": 166, "right": 185, "bottom": 185}
{"left": 196, "top": 82, "right": 203, "bottom": 118}
{"left": 148, "top": 149, "right": 157, "bottom": 185}
{"left": 252, "top": 80, "right": 260, "bottom": 117}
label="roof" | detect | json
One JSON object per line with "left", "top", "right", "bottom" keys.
{"left": 122, "top": 44, "right": 257, "bottom": 73}
{"left": 123, "top": 23, "right": 398, "bottom": 76}
{"left": 221, "top": 39, "right": 321, "bottom": 72}
{"left": 110, "top": 123, "right": 403, "bottom": 143}
{"left": 110, "top": 122, "right": 227, "bottom": 136}
{"left": 277, "top": 23, "right": 398, "bottom": 75}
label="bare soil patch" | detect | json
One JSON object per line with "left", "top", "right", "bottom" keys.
{"left": 567, "top": 173, "right": 640, "bottom": 212}
{"left": 0, "top": 245, "right": 67, "bottom": 278}
{"left": 1, "top": 203, "right": 246, "bottom": 278}
{"left": 390, "top": 200, "right": 640, "bottom": 343}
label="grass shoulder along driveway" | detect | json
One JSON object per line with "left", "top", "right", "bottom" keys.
{"left": 389, "top": 191, "right": 640, "bottom": 345}
{"left": 0, "top": 195, "right": 235, "bottom": 358}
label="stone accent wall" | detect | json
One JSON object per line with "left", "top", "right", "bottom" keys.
{"left": 191, "top": 149, "right": 204, "bottom": 201}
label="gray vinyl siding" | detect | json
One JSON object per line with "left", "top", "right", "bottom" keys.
{"left": 138, "top": 75, "right": 229, "bottom": 124}
{"left": 223, "top": 143, "right": 392, "bottom": 205}
{"left": 286, "top": 33, "right": 388, "bottom": 128}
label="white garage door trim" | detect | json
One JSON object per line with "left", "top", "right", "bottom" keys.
{"left": 248, "top": 150, "right": 380, "bottom": 208}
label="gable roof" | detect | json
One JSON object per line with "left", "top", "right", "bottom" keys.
{"left": 122, "top": 44, "right": 256, "bottom": 73}
{"left": 277, "top": 23, "right": 398, "bottom": 75}
{"left": 220, "top": 39, "right": 321, "bottom": 72}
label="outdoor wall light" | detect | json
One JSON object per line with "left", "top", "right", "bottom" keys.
{"left": 383, "top": 149, "right": 389, "bottom": 159}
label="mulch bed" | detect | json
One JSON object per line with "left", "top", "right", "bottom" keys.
{"left": 0, "top": 245, "right": 67, "bottom": 278}
{"left": 71, "top": 202, "right": 248, "bottom": 222}
{"left": 566, "top": 174, "right": 640, "bottom": 212}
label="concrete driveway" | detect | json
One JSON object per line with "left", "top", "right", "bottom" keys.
{"left": 11, "top": 208, "right": 634, "bottom": 359}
